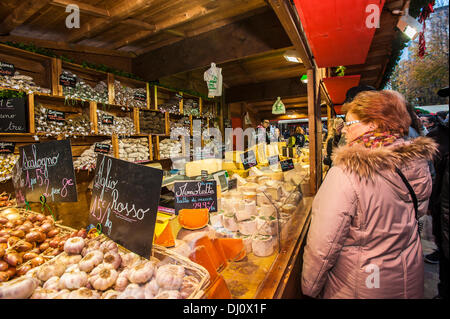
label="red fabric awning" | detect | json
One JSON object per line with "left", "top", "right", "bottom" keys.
{"left": 293, "top": 0, "right": 386, "bottom": 67}
{"left": 323, "top": 75, "right": 361, "bottom": 105}
{"left": 334, "top": 105, "right": 344, "bottom": 115}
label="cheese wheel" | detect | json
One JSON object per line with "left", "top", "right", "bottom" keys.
{"left": 256, "top": 216, "right": 278, "bottom": 235}
{"left": 266, "top": 187, "right": 281, "bottom": 201}
{"left": 257, "top": 176, "right": 270, "bottom": 185}
{"left": 238, "top": 216, "right": 257, "bottom": 235}
{"left": 281, "top": 204, "right": 296, "bottom": 214}
{"left": 222, "top": 214, "right": 238, "bottom": 232}
{"left": 235, "top": 208, "right": 252, "bottom": 222}
{"left": 242, "top": 192, "right": 256, "bottom": 201}
{"left": 240, "top": 182, "right": 258, "bottom": 193}
{"left": 252, "top": 235, "right": 274, "bottom": 257}
{"left": 244, "top": 200, "right": 257, "bottom": 216}
{"left": 237, "top": 234, "right": 253, "bottom": 253}
{"left": 246, "top": 176, "right": 258, "bottom": 183}
{"left": 257, "top": 193, "right": 272, "bottom": 206}
{"left": 258, "top": 204, "right": 276, "bottom": 218}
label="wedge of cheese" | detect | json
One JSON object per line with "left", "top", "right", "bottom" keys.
{"left": 185, "top": 158, "right": 222, "bottom": 177}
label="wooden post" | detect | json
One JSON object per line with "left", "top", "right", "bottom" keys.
{"left": 327, "top": 104, "right": 332, "bottom": 135}
{"left": 133, "top": 107, "right": 140, "bottom": 135}
{"left": 153, "top": 85, "right": 158, "bottom": 110}
{"left": 179, "top": 91, "right": 183, "bottom": 114}
{"left": 107, "top": 73, "right": 115, "bottom": 105}
{"left": 189, "top": 115, "right": 193, "bottom": 136}
{"left": 165, "top": 112, "right": 170, "bottom": 136}
{"left": 89, "top": 101, "right": 98, "bottom": 134}
{"left": 148, "top": 135, "right": 153, "bottom": 161}
{"left": 112, "top": 133, "right": 119, "bottom": 158}
{"left": 28, "top": 94, "right": 35, "bottom": 134}
{"left": 155, "top": 136, "right": 160, "bottom": 160}
{"left": 307, "top": 68, "right": 322, "bottom": 194}
{"left": 199, "top": 97, "right": 203, "bottom": 116}
{"left": 146, "top": 82, "right": 150, "bottom": 109}
{"left": 51, "top": 58, "right": 62, "bottom": 96}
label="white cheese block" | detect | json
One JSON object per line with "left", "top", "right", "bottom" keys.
{"left": 235, "top": 207, "right": 252, "bottom": 222}
{"left": 257, "top": 216, "right": 278, "bottom": 235}
{"left": 246, "top": 176, "right": 258, "bottom": 183}
{"left": 266, "top": 187, "right": 282, "bottom": 201}
{"left": 240, "top": 182, "right": 258, "bottom": 193}
{"left": 281, "top": 204, "right": 296, "bottom": 214}
{"left": 238, "top": 216, "right": 257, "bottom": 235}
{"left": 222, "top": 213, "right": 238, "bottom": 232}
{"left": 252, "top": 235, "right": 274, "bottom": 257}
{"left": 242, "top": 192, "right": 257, "bottom": 201}
{"left": 257, "top": 176, "right": 270, "bottom": 185}
{"left": 231, "top": 173, "right": 247, "bottom": 186}
{"left": 257, "top": 193, "right": 272, "bottom": 206}
{"left": 210, "top": 211, "right": 223, "bottom": 228}
{"left": 249, "top": 167, "right": 264, "bottom": 176}
{"left": 185, "top": 159, "right": 222, "bottom": 177}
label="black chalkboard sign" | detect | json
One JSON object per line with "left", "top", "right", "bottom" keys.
{"left": 134, "top": 91, "right": 147, "bottom": 102}
{"left": 89, "top": 155, "right": 163, "bottom": 258}
{"left": 59, "top": 73, "right": 77, "bottom": 88}
{"left": 94, "top": 143, "right": 111, "bottom": 154}
{"left": 47, "top": 109, "right": 66, "bottom": 122}
{"left": 240, "top": 150, "right": 257, "bottom": 170}
{"left": 280, "top": 159, "right": 294, "bottom": 172}
{"left": 0, "top": 97, "right": 27, "bottom": 133}
{"left": 228, "top": 178, "right": 237, "bottom": 190}
{"left": 0, "top": 61, "right": 15, "bottom": 76}
{"left": 0, "top": 142, "right": 15, "bottom": 153}
{"left": 268, "top": 155, "right": 280, "bottom": 165}
{"left": 173, "top": 180, "right": 217, "bottom": 215}
{"left": 12, "top": 140, "right": 78, "bottom": 203}
{"left": 102, "top": 114, "right": 114, "bottom": 125}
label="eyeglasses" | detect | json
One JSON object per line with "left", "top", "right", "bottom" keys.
{"left": 344, "top": 120, "right": 361, "bottom": 127}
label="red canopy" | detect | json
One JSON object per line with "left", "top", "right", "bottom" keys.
{"left": 293, "top": 0, "right": 386, "bottom": 67}
{"left": 323, "top": 75, "right": 361, "bottom": 105}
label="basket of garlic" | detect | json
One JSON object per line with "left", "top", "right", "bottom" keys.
{"left": 0, "top": 234, "right": 210, "bottom": 299}
{"left": 0, "top": 207, "right": 85, "bottom": 284}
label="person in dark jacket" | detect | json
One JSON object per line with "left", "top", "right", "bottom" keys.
{"left": 323, "top": 118, "right": 344, "bottom": 167}
{"left": 426, "top": 86, "right": 449, "bottom": 298}
{"left": 294, "top": 126, "right": 306, "bottom": 147}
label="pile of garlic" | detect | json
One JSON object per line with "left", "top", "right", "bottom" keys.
{"left": 159, "top": 139, "right": 182, "bottom": 159}
{"left": 118, "top": 138, "right": 149, "bottom": 162}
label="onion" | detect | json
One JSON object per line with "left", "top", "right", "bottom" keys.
{"left": 0, "top": 272, "right": 9, "bottom": 282}
{"left": 23, "top": 252, "right": 39, "bottom": 261}
{"left": 16, "top": 264, "right": 31, "bottom": 276}
{"left": 4, "top": 252, "right": 22, "bottom": 267}
{"left": 11, "top": 230, "right": 25, "bottom": 238}
{"left": 0, "top": 261, "right": 8, "bottom": 271}
{"left": 40, "top": 223, "right": 53, "bottom": 233}
{"left": 0, "top": 246, "right": 4, "bottom": 258}
{"left": 30, "top": 256, "right": 45, "bottom": 267}
{"left": 16, "top": 241, "right": 33, "bottom": 252}
{"left": 46, "top": 228, "right": 59, "bottom": 238}
{"left": 0, "top": 217, "right": 8, "bottom": 224}
{"left": 5, "top": 266, "right": 16, "bottom": 278}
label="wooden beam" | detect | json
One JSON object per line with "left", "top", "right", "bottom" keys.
{"left": 0, "top": 35, "right": 135, "bottom": 58}
{"left": 120, "top": 19, "right": 156, "bottom": 31}
{"left": 226, "top": 77, "right": 307, "bottom": 104}
{"left": 0, "top": 0, "right": 51, "bottom": 35}
{"left": 50, "top": 0, "right": 110, "bottom": 18}
{"left": 133, "top": 10, "right": 291, "bottom": 81}
{"left": 253, "top": 103, "right": 308, "bottom": 111}
{"left": 268, "top": 0, "right": 313, "bottom": 69}
{"left": 66, "top": 0, "right": 156, "bottom": 43}
{"left": 164, "top": 29, "right": 186, "bottom": 38}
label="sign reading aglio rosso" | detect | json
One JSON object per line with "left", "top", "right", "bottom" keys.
{"left": 12, "top": 140, "right": 77, "bottom": 204}
{"left": 89, "top": 154, "right": 163, "bottom": 258}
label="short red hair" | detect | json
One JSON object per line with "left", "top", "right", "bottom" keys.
{"left": 342, "top": 90, "right": 411, "bottom": 135}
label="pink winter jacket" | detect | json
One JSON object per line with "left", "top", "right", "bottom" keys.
{"left": 301, "top": 137, "right": 437, "bottom": 299}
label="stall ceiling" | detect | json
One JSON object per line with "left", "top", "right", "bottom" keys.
{"left": 293, "top": 0, "right": 386, "bottom": 68}
{"left": 323, "top": 75, "right": 361, "bottom": 105}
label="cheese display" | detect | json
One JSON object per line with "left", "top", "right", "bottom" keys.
{"left": 185, "top": 159, "right": 222, "bottom": 177}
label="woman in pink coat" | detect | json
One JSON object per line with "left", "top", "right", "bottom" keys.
{"left": 301, "top": 90, "right": 437, "bottom": 299}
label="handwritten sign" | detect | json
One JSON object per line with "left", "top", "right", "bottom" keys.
{"left": 240, "top": 150, "right": 257, "bottom": 170}
{"left": 12, "top": 140, "right": 77, "bottom": 204}
{"left": 268, "top": 155, "right": 280, "bottom": 165}
{"left": 134, "top": 91, "right": 146, "bottom": 102}
{"left": 0, "top": 142, "right": 15, "bottom": 153}
{"left": 0, "top": 61, "right": 15, "bottom": 76}
{"left": 94, "top": 143, "right": 111, "bottom": 154}
{"left": 280, "top": 159, "right": 294, "bottom": 172}
{"left": 102, "top": 114, "right": 114, "bottom": 125}
{"left": 59, "top": 73, "right": 77, "bottom": 88}
{"left": 173, "top": 180, "right": 217, "bottom": 215}
{"left": 46, "top": 109, "right": 66, "bottom": 122}
{"left": 89, "top": 154, "right": 163, "bottom": 258}
{"left": 0, "top": 97, "right": 27, "bottom": 133}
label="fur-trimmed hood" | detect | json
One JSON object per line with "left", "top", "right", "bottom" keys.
{"left": 332, "top": 136, "right": 438, "bottom": 179}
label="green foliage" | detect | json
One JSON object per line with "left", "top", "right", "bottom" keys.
{"left": 0, "top": 89, "right": 25, "bottom": 99}
{"left": 388, "top": 6, "right": 449, "bottom": 106}
{"left": 335, "top": 66, "right": 346, "bottom": 76}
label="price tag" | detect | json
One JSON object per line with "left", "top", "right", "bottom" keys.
{"left": 46, "top": 109, "right": 66, "bottom": 122}
{"left": 102, "top": 114, "right": 114, "bottom": 125}
{"left": 0, "top": 142, "right": 15, "bottom": 154}
{"left": 0, "top": 61, "right": 15, "bottom": 76}
{"left": 59, "top": 73, "right": 77, "bottom": 88}
{"left": 228, "top": 178, "right": 237, "bottom": 190}
{"left": 134, "top": 91, "right": 146, "bottom": 102}
{"left": 0, "top": 97, "right": 27, "bottom": 133}
{"left": 173, "top": 180, "right": 217, "bottom": 215}
{"left": 240, "top": 150, "right": 257, "bottom": 170}
{"left": 94, "top": 143, "right": 111, "bottom": 154}
{"left": 89, "top": 155, "right": 163, "bottom": 258}
{"left": 280, "top": 159, "right": 294, "bottom": 172}
{"left": 268, "top": 155, "right": 280, "bottom": 165}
